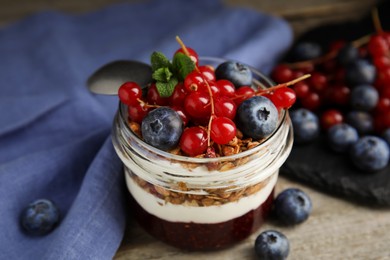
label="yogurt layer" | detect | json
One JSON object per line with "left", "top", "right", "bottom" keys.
{"left": 125, "top": 171, "right": 277, "bottom": 224}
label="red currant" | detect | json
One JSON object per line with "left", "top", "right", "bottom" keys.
{"left": 128, "top": 103, "right": 151, "bottom": 123}
{"left": 184, "top": 91, "right": 211, "bottom": 119}
{"left": 210, "top": 117, "right": 236, "bottom": 145}
{"left": 214, "top": 96, "right": 237, "bottom": 119}
{"left": 300, "top": 92, "right": 321, "bottom": 110}
{"left": 234, "top": 86, "right": 255, "bottom": 106}
{"left": 147, "top": 83, "right": 169, "bottom": 105}
{"left": 308, "top": 72, "right": 327, "bottom": 93}
{"left": 179, "top": 127, "right": 208, "bottom": 156}
{"left": 375, "top": 97, "right": 390, "bottom": 113}
{"left": 325, "top": 84, "right": 350, "bottom": 106}
{"left": 269, "top": 87, "right": 296, "bottom": 110}
{"left": 171, "top": 106, "right": 189, "bottom": 127}
{"left": 368, "top": 34, "right": 389, "bottom": 57}
{"left": 184, "top": 71, "right": 207, "bottom": 92}
{"left": 271, "top": 64, "right": 293, "bottom": 83}
{"left": 118, "top": 82, "right": 142, "bottom": 106}
{"left": 293, "top": 82, "right": 310, "bottom": 98}
{"left": 198, "top": 65, "right": 216, "bottom": 82}
{"left": 175, "top": 47, "right": 199, "bottom": 66}
{"left": 215, "top": 79, "right": 236, "bottom": 98}
{"left": 320, "top": 109, "right": 343, "bottom": 130}
{"left": 169, "top": 83, "right": 188, "bottom": 107}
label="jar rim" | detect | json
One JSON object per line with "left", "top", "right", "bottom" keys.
{"left": 118, "top": 56, "right": 287, "bottom": 163}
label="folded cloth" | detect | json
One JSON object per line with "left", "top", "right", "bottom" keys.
{"left": 0, "top": 0, "right": 292, "bottom": 259}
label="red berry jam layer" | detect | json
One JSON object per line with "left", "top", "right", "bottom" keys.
{"left": 128, "top": 190, "right": 274, "bottom": 251}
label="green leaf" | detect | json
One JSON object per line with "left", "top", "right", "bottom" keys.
{"left": 172, "top": 52, "right": 196, "bottom": 81}
{"left": 152, "top": 67, "right": 173, "bottom": 83}
{"left": 151, "top": 51, "right": 171, "bottom": 71}
{"left": 156, "top": 77, "right": 178, "bottom": 97}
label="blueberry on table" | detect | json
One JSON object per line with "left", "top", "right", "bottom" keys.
{"left": 346, "top": 110, "right": 374, "bottom": 135}
{"left": 274, "top": 188, "right": 312, "bottom": 225}
{"left": 336, "top": 43, "right": 359, "bottom": 66}
{"left": 345, "top": 59, "right": 376, "bottom": 86}
{"left": 235, "top": 96, "right": 278, "bottom": 139}
{"left": 383, "top": 128, "right": 390, "bottom": 146}
{"left": 350, "top": 136, "right": 390, "bottom": 172}
{"left": 141, "top": 107, "right": 183, "bottom": 151}
{"left": 254, "top": 230, "right": 289, "bottom": 260}
{"left": 290, "top": 108, "right": 319, "bottom": 144}
{"left": 215, "top": 61, "right": 253, "bottom": 88}
{"left": 349, "top": 85, "right": 379, "bottom": 111}
{"left": 290, "top": 41, "right": 322, "bottom": 62}
{"left": 327, "top": 123, "right": 359, "bottom": 152}
{"left": 20, "top": 199, "right": 60, "bottom": 236}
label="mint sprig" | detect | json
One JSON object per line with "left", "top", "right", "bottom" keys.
{"left": 150, "top": 51, "right": 195, "bottom": 97}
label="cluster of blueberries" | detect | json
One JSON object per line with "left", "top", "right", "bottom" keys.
{"left": 291, "top": 108, "right": 390, "bottom": 172}
{"left": 287, "top": 40, "right": 390, "bottom": 173}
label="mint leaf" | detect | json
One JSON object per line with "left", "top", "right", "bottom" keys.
{"left": 152, "top": 67, "right": 173, "bottom": 82}
{"left": 151, "top": 51, "right": 170, "bottom": 71}
{"left": 172, "top": 52, "right": 196, "bottom": 81}
{"left": 156, "top": 77, "right": 178, "bottom": 97}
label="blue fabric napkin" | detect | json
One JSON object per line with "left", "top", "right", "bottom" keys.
{"left": 0, "top": 0, "right": 292, "bottom": 259}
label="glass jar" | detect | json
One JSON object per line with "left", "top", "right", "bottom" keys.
{"left": 112, "top": 57, "right": 294, "bottom": 251}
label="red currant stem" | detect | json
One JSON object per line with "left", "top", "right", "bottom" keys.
{"left": 137, "top": 99, "right": 159, "bottom": 109}
{"left": 256, "top": 74, "right": 311, "bottom": 95}
{"left": 351, "top": 34, "right": 371, "bottom": 48}
{"left": 286, "top": 51, "right": 337, "bottom": 69}
{"left": 371, "top": 7, "right": 383, "bottom": 34}
{"left": 176, "top": 35, "right": 215, "bottom": 146}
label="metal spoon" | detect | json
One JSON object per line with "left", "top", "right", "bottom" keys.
{"left": 87, "top": 60, "right": 152, "bottom": 95}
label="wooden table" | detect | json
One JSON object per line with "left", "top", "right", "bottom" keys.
{"left": 116, "top": 177, "right": 390, "bottom": 259}
{"left": 1, "top": 0, "right": 389, "bottom": 259}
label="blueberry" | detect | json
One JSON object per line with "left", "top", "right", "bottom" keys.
{"left": 290, "top": 108, "right": 320, "bottom": 144}
{"left": 350, "top": 136, "right": 390, "bottom": 172}
{"left": 235, "top": 96, "right": 278, "bottom": 139}
{"left": 383, "top": 128, "right": 390, "bottom": 146}
{"left": 254, "top": 230, "right": 289, "bottom": 260}
{"left": 346, "top": 111, "right": 374, "bottom": 135}
{"left": 215, "top": 61, "right": 253, "bottom": 88}
{"left": 274, "top": 188, "right": 312, "bottom": 225}
{"left": 327, "top": 123, "right": 359, "bottom": 152}
{"left": 290, "top": 41, "right": 322, "bottom": 61}
{"left": 141, "top": 107, "right": 183, "bottom": 151}
{"left": 20, "top": 199, "right": 60, "bottom": 236}
{"left": 349, "top": 84, "right": 379, "bottom": 111}
{"left": 345, "top": 59, "right": 376, "bottom": 86}
{"left": 336, "top": 43, "right": 359, "bottom": 65}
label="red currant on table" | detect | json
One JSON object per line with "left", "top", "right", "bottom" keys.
{"left": 292, "top": 81, "right": 310, "bottom": 99}
{"left": 320, "top": 109, "right": 344, "bottom": 130}
{"left": 271, "top": 64, "right": 293, "bottom": 83}
{"left": 118, "top": 82, "right": 142, "bottom": 106}
{"left": 179, "top": 127, "right": 208, "bottom": 156}
{"left": 300, "top": 92, "right": 321, "bottom": 110}
{"left": 210, "top": 116, "right": 236, "bottom": 145}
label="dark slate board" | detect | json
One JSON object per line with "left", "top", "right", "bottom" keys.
{"left": 281, "top": 135, "right": 390, "bottom": 206}
{"left": 279, "top": 1, "right": 390, "bottom": 207}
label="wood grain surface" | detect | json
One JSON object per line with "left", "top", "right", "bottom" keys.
{"left": 1, "top": 0, "right": 388, "bottom": 259}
